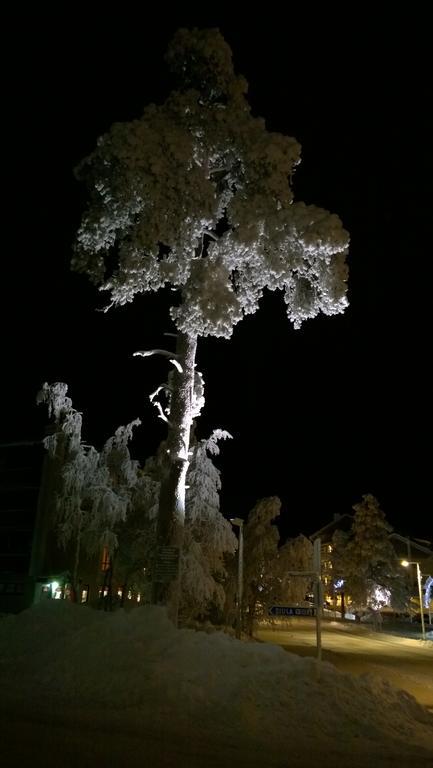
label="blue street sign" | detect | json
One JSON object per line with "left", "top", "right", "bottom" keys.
{"left": 268, "top": 605, "right": 316, "bottom": 617}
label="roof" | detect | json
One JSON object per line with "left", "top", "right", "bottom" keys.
{"left": 388, "top": 533, "right": 433, "bottom": 559}
{"left": 309, "top": 514, "right": 354, "bottom": 542}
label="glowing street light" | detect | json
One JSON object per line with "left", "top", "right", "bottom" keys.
{"left": 230, "top": 518, "right": 244, "bottom": 639}
{"left": 401, "top": 560, "right": 426, "bottom": 640}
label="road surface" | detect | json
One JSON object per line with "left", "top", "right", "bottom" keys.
{"left": 256, "top": 619, "right": 433, "bottom": 709}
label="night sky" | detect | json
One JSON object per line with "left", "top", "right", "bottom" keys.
{"left": 3, "top": 7, "right": 431, "bottom": 540}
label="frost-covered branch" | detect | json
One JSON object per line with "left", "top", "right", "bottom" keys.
{"left": 133, "top": 348, "right": 183, "bottom": 373}
{"left": 149, "top": 386, "right": 172, "bottom": 426}
{"left": 133, "top": 348, "right": 180, "bottom": 360}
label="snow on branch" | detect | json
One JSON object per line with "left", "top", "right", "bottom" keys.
{"left": 149, "top": 386, "right": 172, "bottom": 426}
{"left": 133, "top": 348, "right": 183, "bottom": 373}
{"left": 204, "top": 429, "right": 233, "bottom": 455}
{"left": 133, "top": 348, "right": 179, "bottom": 360}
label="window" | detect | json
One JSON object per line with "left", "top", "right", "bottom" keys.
{"left": 101, "top": 546, "right": 110, "bottom": 571}
{"left": 81, "top": 585, "right": 89, "bottom": 603}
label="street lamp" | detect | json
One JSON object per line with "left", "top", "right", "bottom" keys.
{"left": 230, "top": 518, "right": 244, "bottom": 639}
{"left": 401, "top": 560, "right": 426, "bottom": 640}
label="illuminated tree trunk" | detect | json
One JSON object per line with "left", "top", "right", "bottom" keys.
{"left": 151, "top": 331, "right": 197, "bottom": 622}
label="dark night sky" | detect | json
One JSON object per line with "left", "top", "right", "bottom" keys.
{"left": 2, "top": 6, "right": 432, "bottom": 540}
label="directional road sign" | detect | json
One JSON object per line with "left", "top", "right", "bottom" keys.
{"left": 268, "top": 605, "right": 316, "bottom": 617}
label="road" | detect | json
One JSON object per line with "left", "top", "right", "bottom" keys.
{"left": 255, "top": 619, "right": 433, "bottom": 709}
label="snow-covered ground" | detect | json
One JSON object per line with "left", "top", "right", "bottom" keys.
{"left": 1, "top": 601, "right": 433, "bottom": 767}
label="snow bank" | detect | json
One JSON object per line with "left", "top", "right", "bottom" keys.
{"left": 1, "top": 601, "right": 432, "bottom": 767}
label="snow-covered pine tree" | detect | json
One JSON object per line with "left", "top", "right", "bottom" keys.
{"left": 243, "top": 497, "right": 281, "bottom": 634}
{"left": 73, "top": 28, "right": 350, "bottom": 615}
{"left": 332, "top": 494, "right": 404, "bottom": 608}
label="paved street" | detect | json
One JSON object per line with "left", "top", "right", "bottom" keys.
{"left": 256, "top": 619, "right": 433, "bottom": 709}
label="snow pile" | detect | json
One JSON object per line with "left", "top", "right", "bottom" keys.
{"left": 1, "top": 601, "right": 432, "bottom": 767}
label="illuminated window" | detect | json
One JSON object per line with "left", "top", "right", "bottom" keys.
{"left": 50, "top": 581, "right": 63, "bottom": 599}
{"left": 101, "top": 546, "right": 110, "bottom": 571}
{"left": 81, "top": 586, "right": 89, "bottom": 603}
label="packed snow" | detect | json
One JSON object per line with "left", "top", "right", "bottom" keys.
{"left": 1, "top": 601, "right": 433, "bottom": 767}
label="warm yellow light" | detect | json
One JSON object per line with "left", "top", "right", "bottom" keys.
{"left": 401, "top": 560, "right": 410, "bottom": 567}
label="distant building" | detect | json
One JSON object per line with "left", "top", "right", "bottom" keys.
{"left": 309, "top": 513, "right": 354, "bottom": 613}
{"left": 309, "top": 513, "right": 433, "bottom": 615}
{"left": 0, "top": 441, "right": 44, "bottom": 612}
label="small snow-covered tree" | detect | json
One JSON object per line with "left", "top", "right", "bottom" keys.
{"left": 37, "top": 382, "right": 87, "bottom": 593}
{"left": 240, "top": 524, "right": 313, "bottom": 630}
{"left": 181, "top": 429, "right": 237, "bottom": 621}
{"left": 73, "top": 28, "right": 350, "bottom": 615}
{"left": 113, "top": 428, "right": 237, "bottom": 620}
{"left": 276, "top": 534, "right": 314, "bottom": 604}
{"left": 243, "top": 496, "right": 281, "bottom": 634}
{"left": 113, "top": 466, "right": 160, "bottom": 603}
{"left": 332, "top": 494, "right": 404, "bottom": 608}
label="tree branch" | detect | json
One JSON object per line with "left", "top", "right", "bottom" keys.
{"left": 149, "top": 386, "right": 172, "bottom": 426}
{"left": 133, "top": 349, "right": 180, "bottom": 360}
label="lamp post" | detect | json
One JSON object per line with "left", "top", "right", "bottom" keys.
{"left": 425, "top": 575, "right": 433, "bottom": 627}
{"left": 230, "top": 518, "right": 244, "bottom": 639}
{"left": 401, "top": 560, "right": 426, "bottom": 640}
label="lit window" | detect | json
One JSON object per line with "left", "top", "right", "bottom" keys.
{"left": 81, "top": 586, "right": 89, "bottom": 603}
{"left": 50, "top": 581, "right": 63, "bottom": 599}
{"left": 101, "top": 547, "right": 110, "bottom": 571}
